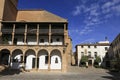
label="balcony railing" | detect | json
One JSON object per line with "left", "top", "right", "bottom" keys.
{"left": 39, "top": 29, "right": 49, "bottom": 34}
{"left": 1, "top": 29, "right": 64, "bottom": 34}
{"left": 51, "top": 29, "right": 64, "bottom": 34}
{"left": 27, "top": 29, "right": 37, "bottom": 34}
{"left": 15, "top": 29, "right": 25, "bottom": 34}
{"left": 1, "top": 29, "right": 13, "bottom": 33}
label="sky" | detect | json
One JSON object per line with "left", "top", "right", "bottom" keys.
{"left": 18, "top": 0, "right": 120, "bottom": 51}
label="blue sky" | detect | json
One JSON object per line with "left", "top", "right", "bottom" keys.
{"left": 18, "top": 0, "right": 120, "bottom": 51}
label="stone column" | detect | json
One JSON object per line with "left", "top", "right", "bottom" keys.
{"left": 22, "top": 51, "right": 26, "bottom": 71}
{"left": 48, "top": 53, "right": 51, "bottom": 71}
{"left": 49, "top": 24, "right": 51, "bottom": 45}
{"left": 35, "top": 52, "right": 38, "bottom": 71}
{"left": 9, "top": 54, "right": 12, "bottom": 67}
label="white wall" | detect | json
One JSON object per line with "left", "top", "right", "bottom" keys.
{"left": 15, "top": 36, "right": 24, "bottom": 45}
{"left": 39, "top": 36, "right": 63, "bottom": 45}
{"left": 27, "top": 36, "right": 37, "bottom": 45}
{"left": 8, "top": 37, "right": 12, "bottom": 45}
{"left": 51, "top": 36, "right": 63, "bottom": 45}
{"left": 25, "top": 53, "right": 35, "bottom": 70}
{"left": 39, "top": 55, "right": 48, "bottom": 69}
{"left": 50, "top": 55, "right": 61, "bottom": 69}
{"left": 39, "top": 36, "right": 49, "bottom": 45}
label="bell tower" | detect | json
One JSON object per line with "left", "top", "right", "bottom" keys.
{"left": 0, "top": 0, "right": 18, "bottom": 43}
{"left": 0, "top": 0, "right": 18, "bottom": 21}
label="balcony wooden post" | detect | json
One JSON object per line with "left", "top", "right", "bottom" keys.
{"left": 24, "top": 24, "right": 27, "bottom": 44}
{"left": 12, "top": 24, "right": 15, "bottom": 45}
{"left": 37, "top": 24, "right": 39, "bottom": 45}
{"left": 0, "top": 22, "right": 2, "bottom": 32}
{"left": 0, "top": 22, "right": 2, "bottom": 44}
{"left": 49, "top": 24, "right": 51, "bottom": 45}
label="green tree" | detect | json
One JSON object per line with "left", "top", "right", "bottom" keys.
{"left": 94, "top": 56, "right": 101, "bottom": 68}
{"left": 95, "top": 56, "right": 101, "bottom": 63}
{"left": 80, "top": 56, "right": 88, "bottom": 67}
{"left": 81, "top": 56, "right": 88, "bottom": 63}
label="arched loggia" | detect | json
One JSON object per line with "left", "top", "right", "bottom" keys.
{"left": 11, "top": 49, "right": 23, "bottom": 69}
{"left": 50, "top": 49, "right": 62, "bottom": 70}
{"left": 38, "top": 49, "right": 49, "bottom": 69}
{"left": 25, "top": 49, "right": 36, "bottom": 70}
{"left": 0, "top": 49, "right": 10, "bottom": 65}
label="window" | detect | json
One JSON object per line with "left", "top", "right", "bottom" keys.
{"left": 56, "top": 38, "right": 60, "bottom": 42}
{"left": 88, "top": 45, "right": 90, "bottom": 48}
{"left": 94, "top": 45, "right": 97, "bottom": 48}
{"left": 81, "top": 45, "right": 84, "bottom": 48}
{"left": 88, "top": 51, "right": 91, "bottom": 57}
{"left": 40, "top": 39, "right": 44, "bottom": 43}
{"left": 81, "top": 52, "right": 84, "bottom": 56}
{"left": 55, "top": 58, "right": 58, "bottom": 63}
{"left": 105, "top": 47, "right": 108, "bottom": 51}
{"left": 45, "top": 56, "right": 48, "bottom": 64}
{"left": 94, "top": 52, "right": 97, "bottom": 57}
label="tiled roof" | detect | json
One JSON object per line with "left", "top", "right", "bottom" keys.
{"left": 16, "top": 10, "right": 68, "bottom": 22}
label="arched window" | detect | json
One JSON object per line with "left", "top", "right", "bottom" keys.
{"left": 55, "top": 58, "right": 58, "bottom": 63}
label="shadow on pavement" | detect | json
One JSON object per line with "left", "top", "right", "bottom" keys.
{"left": 102, "top": 71, "right": 120, "bottom": 80}
{"left": 0, "top": 65, "right": 22, "bottom": 76}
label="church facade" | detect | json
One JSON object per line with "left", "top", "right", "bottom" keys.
{"left": 0, "top": 0, "right": 72, "bottom": 72}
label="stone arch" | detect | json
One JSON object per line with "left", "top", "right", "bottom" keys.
{"left": 11, "top": 49, "right": 23, "bottom": 69}
{"left": 50, "top": 49, "right": 62, "bottom": 70}
{"left": 25, "top": 49, "right": 36, "bottom": 70}
{"left": 0, "top": 49, "right": 10, "bottom": 65}
{"left": 37, "top": 49, "right": 49, "bottom": 69}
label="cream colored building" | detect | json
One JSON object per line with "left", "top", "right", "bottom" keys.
{"left": 75, "top": 40, "right": 110, "bottom": 67}
{"left": 0, "top": 0, "right": 72, "bottom": 72}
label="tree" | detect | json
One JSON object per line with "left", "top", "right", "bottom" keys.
{"left": 81, "top": 56, "right": 88, "bottom": 62}
{"left": 80, "top": 56, "right": 88, "bottom": 67}
{"left": 94, "top": 56, "right": 101, "bottom": 68}
{"left": 95, "top": 56, "right": 101, "bottom": 63}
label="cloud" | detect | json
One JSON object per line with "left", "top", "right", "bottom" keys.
{"left": 79, "top": 26, "right": 93, "bottom": 35}
{"left": 72, "top": 5, "right": 85, "bottom": 16}
{"left": 80, "top": 38, "right": 96, "bottom": 44}
{"left": 72, "top": 0, "right": 120, "bottom": 35}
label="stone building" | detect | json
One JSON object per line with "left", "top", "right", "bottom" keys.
{"left": 75, "top": 40, "right": 110, "bottom": 67}
{"left": 107, "top": 33, "right": 120, "bottom": 69}
{"left": 0, "top": 0, "right": 72, "bottom": 72}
